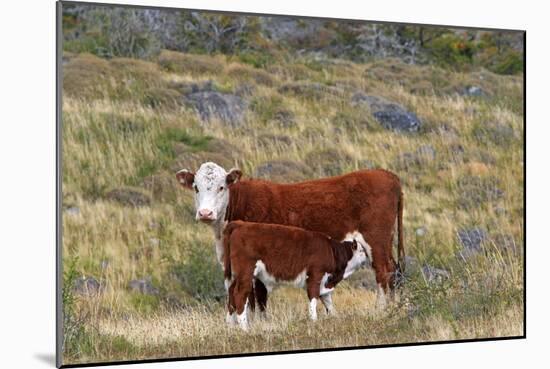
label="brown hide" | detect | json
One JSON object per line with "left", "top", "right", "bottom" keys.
{"left": 223, "top": 221, "right": 354, "bottom": 284}
{"left": 225, "top": 169, "right": 404, "bottom": 289}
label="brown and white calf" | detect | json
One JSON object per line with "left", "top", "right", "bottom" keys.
{"left": 176, "top": 161, "right": 404, "bottom": 311}
{"left": 223, "top": 221, "right": 369, "bottom": 329}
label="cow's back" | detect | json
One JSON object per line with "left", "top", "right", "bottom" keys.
{"left": 228, "top": 169, "right": 401, "bottom": 240}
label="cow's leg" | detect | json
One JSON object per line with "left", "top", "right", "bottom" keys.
{"left": 320, "top": 293, "right": 336, "bottom": 315}
{"left": 360, "top": 217, "right": 397, "bottom": 310}
{"left": 254, "top": 279, "right": 268, "bottom": 318}
{"left": 306, "top": 272, "right": 322, "bottom": 321}
{"left": 233, "top": 272, "right": 254, "bottom": 330}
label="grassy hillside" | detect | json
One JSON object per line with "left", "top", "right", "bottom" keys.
{"left": 61, "top": 50, "right": 524, "bottom": 365}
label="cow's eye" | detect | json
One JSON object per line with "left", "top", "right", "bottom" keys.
{"left": 219, "top": 186, "right": 224, "bottom": 192}
{"left": 194, "top": 186, "right": 199, "bottom": 194}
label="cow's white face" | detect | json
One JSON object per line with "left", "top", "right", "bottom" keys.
{"left": 343, "top": 240, "right": 369, "bottom": 279}
{"left": 176, "top": 162, "right": 242, "bottom": 224}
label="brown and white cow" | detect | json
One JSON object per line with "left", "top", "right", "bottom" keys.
{"left": 176, "top": 161, "right": 404, "bottom": 310}
{"left": 223, "top": 221, "right": 369, "bottom": 330}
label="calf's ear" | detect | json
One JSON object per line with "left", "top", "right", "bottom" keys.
{"left": 226, "top": 168, "right": 242, "bottom": 186}
{"left": 176, "top": 169, "right": 195, "bottom": 190}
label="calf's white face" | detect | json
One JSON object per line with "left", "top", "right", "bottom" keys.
{"left": 176, "top": 162, "right": 241, "bottom": 224}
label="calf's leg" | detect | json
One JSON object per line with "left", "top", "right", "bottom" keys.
{"left": 306, "top": 272, "right": 323, "bottom": 321}
{"left": 233, "top": 274, "right": 254, "bottom": 330}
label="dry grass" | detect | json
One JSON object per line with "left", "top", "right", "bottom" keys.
{"left": 61, "top": 49, "right": 524, "bottom": 365}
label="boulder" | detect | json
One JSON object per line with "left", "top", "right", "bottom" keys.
{"left": 351, "top": 93, "right": 421, "bottom": 132}
{"left": 185, "top": 92, "right": 248, "bottom": 127}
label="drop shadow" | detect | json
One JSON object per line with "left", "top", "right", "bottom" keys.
{"left": 34, "top": 353, "right": 56, "bottom": 366}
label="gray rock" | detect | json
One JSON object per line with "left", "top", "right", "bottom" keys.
{"left": 462, "top": 85, "right": 484, "bottom": 97}
{"left": 128, "top": 277, "right": 159, "bottom": 295}
{"left": 415, "top": 227, "right": 427, "bottom": 237}
{"left": 351, "top": 93, "right": 421, "bottom": 132}
{"left": 457, "top": 228, "right": 488, "bottom": 259}
{"left": 65, "top": 206, "right": 80, "bottom": 216}
{"left": 73, "top": 276, "right": 102, "bottom": 296}
{"left": 185, "top": 92, "right": 248, "bottom": 127}
{"left": 422, "top": 265, "right": 450, "bottom": 283}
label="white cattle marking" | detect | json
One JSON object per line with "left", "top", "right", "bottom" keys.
{"left": 237, "top": 298, "right": 250, "bottom": 330}
{"left": 309, "top": 298, "right": 318, "bottom": 321}
{"left": 225, "top": 311, "right": 237, "bottom": 326}
{"left": 343, "top": 231, "right": 373, "bottom": 263}
{"left": 253, "top": 260, "right": 307, "bottom": 293}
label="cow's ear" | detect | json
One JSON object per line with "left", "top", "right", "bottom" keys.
{"left": 176, "top": 169, "right": 195, "bottom": 190}
{"left": 226, "top": 168, "right": 242, "bottom": 186}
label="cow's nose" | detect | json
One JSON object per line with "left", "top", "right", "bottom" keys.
{"left": 198, "top": 209, "right": 214, "bottom": 219}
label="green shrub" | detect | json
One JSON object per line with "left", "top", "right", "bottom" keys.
{"left": 173, "top": 239, "right": 225, "bottom": 302}
{"left": 62, "top": 257, "right": 89, "bottom": 358}
{"left": 129, "top": 294, "right": 161, "bottom": 315}
{"left": 491, "top": 51, "right": 523, "bottom": 75}
{"left": 237, "top": 50, "right": 276, "bottom": 69}
{"left": 426, "top": 34, "right": 475, "bottom": 69}
{"left": 250, "top": 94, "right": 285, "bottom": 123}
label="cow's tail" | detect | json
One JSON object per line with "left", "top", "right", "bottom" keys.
{"left": 396, "top": 190, "right": 406, "bottom": 283}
